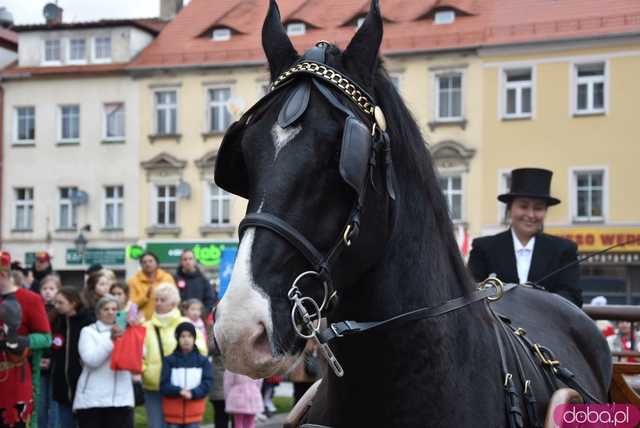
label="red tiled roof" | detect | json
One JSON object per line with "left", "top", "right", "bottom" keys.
{"left": 0, "top": 62, "right": 128, "bottom": 79}
{"left": 12, "top": 18, "right": 168, "bottom": 35}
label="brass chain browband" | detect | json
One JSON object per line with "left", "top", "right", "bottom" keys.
{"left": 271, "top": 60, "right": 387, "bottom": 132}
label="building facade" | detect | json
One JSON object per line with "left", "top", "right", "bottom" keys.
{"left": 1, "top": 19, "right": 164, "bottom": 284}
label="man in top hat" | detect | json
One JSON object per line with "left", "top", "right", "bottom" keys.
{"left": 0, "top": 251, "right": 51, "bottom": 427}
{"left": 467, "top": 168, "right": 583, "bottom": 307}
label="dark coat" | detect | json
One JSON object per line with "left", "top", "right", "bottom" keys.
{"left": 468, "top": 230, "right": 583, "bottom": 307}
{"left": 50, "top": 310, "right": 93, "bottom": 405}
{"left": 30, "top": 263, "right": 53, "bottom": 294}
{"left": 174, "top": 267, "right": 216, "bottom": 315}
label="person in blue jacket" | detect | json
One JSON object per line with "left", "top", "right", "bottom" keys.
{"left": 160, "top": 322, "right": 212, "bottom": 428}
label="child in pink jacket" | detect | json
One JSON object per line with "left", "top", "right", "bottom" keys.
{"left": 223, "top": 370, "right": 263, "bottom": 428}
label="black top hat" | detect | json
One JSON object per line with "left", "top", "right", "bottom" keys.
{"left": 497, "top": 168, "right": 561, "bottom": 206}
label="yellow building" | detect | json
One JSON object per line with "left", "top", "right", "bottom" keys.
{"left": 127, "top": 0, "right": 487, "bottom": 276}
{"left": 479, "top": 13, "right": 640, "bottom": 302}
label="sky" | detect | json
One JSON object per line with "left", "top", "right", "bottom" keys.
{"left": 0, "top": 0, "right": 187, "bottom": 25}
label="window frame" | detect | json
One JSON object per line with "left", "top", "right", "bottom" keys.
{"left": 67, "top": 38, "right": 87, "bottom": 64}
{"left": 434, "top": 10, "right": 456, "bottom": 25}
{"left": 439, "top": 173, "right": 464, "bottom": 222}
{"left": 434, "top": 70, "right": 464, "bottom": 122}
{"left": 571, "top": 61, "right": 608, "bottom": 116}
{"left": 205, "top": 182, "right": 231, "bottom": 226}
{"left": 153, "top": 88, "right": 179, "bottom": 135}
{"left": 286, "top": 22, "right": 306, "bottom": 36}
{"left": 570, "top": 167, "right": 608, "bottom": 223}
{"left": 43, "top": 39, "right": 62, "bottom": 65}
{"left": 153, "top": 183, "right": 178, "bottom": 227}
{"left": 92, "top": 35, "right": 112, "bottom": 63}
{"left": 497, "top": 169, "right": 512, "bottom": 225}
{"left": 58, "top": 104, "right": 80, "bottom": 143}
{"left": 206, "top": 86, "right": 233, "bottom": 133}
{"left": 212, "top": 28, "right": 231, "bottom": 41}
{"left": 13, "top": 187, "right": 34, "bottom": 231}
{"left": 501, "top": 67, "right": 535, "bottom": 119}
{"left": 103, "top": 102, "right": 125, "bottom": 141}
{"left": 103, "top": 185, "right": 124, "bottom": 230}
{"left": 14, "top": 106, "right": 35, "bottom": 144}
{"left": 58, "top": 186, "right": 78, "bottom": 230}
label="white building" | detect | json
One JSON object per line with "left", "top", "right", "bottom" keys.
{"left": 0, "top": 18, "right": 165, "bottom": 284}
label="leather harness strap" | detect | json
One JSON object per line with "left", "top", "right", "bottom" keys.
{"left": 319, "top": 284, "right": 518, "bottom": 343}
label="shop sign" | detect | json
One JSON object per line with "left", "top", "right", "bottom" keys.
{"left": 546, "top": 227, "right": 640, "bottom": 253}
{"left": 66, "top": 248, "right": 126, "bottom": 266}
{"left": 25, "top": 252, "right": 36, "bottom": 266}
{"left": 142, "top": 242, "right": 238, "bottom": 268}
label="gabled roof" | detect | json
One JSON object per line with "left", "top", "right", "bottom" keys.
{"left": 129, "top": 0, "right": 640, "bottom": 71}
{"left": 12, "top": 18, "right": 167, "bottom": 35}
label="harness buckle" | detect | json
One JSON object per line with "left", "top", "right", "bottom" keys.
{"left": 504, "top": 373, "right": 513, "bottom": 387}
{"left": 330, "top": 323, "right": 344, "bottom": 338}
{"left": 533, "top": 343, "right": 560, "bottom": 369}
{"left": 343, "top": 224, "right": 353, "bottom": 246}
{"left": 514, "top": 327, "right": 526, "bottom": 336}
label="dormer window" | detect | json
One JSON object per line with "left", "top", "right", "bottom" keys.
{"left": 356, "top": 16, "right": 366, "bottom": 28}
{"left": 93, "top": 36, "right": 112, "bottom": 63}
{"left": 434, "top": 10, "right": 455, "bottom": 25}
{"left": 286, "top": 22, "right": 306, "bottom": 36}
{"left": 212, "top": 28, "right": 231, "bottom": 41}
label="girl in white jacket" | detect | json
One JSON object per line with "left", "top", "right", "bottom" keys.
{"left": 73, "top": 294, "right": 134, "bottom": 428}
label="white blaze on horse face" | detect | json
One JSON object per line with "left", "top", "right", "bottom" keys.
{"left": 213, "top": 227, "right": 276, "bottom": 377}
{"left": 271, "top": 123, "right": 302, "bottom": 160}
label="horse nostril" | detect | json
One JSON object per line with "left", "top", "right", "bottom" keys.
{"left": 251, "top": 322, "right": 271, "bottom": 356}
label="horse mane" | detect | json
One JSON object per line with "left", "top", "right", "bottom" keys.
{"left": 369, "top": 61, "right": 475, "bottom": 297}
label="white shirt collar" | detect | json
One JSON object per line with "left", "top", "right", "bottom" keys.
{"left": 511, "top": 229, "right": 535, "bottom": 252}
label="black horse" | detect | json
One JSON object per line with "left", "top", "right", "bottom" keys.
{"left": 212, "top": 1, "right": 612, "bottom": 426}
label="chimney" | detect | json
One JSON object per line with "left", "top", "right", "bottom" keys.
{"left": 43, "top": 3, "right": 63, "bottom": 26}
{"left": 160, "top": 0, "right": 183, "bottom": 20}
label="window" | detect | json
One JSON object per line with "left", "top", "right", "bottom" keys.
{"left": 69, "top": 38, "right": 86, "bottom": 63}
{"left": 104, "top": 185, "right": 124, "bottom": 229}
{"left": 44, "top": 40, "right": 61, "bottom": 63}
{"left": 155, "top": 90, "right": 177, "bottom": 135}
{"left": 434, "top": 10, "right": 455, "bottom": 25}
{"left": 59, "top": 105, "right": 80, "bottom": 141}
{"left": 207, "top": 183, "right": 230, "bottom": 225}
{"left": 439, "top": 175, "right": 463, "bottom": 221}
{"left": 503, "top": 68, "right": 532, "bottom": 118}
{"left": 436, "top": 73, "right": 462, "bottom": 120}
{"left": 498, "top": 170, "right": 512, "bottom": 224}
{"left": 574, "top": 170, "right": 605, "bottom": 222}
{"left": 155, "top": 184, "right": 176, "bottom": 226}
{"left": 93, "top": 36, "right": 112, "bottom": 62}
{"left": 104, "top": 103, "right": 125, "bottom": 140}
{"left": 212, "top": 28, "right": 231, "bottom": 41}
{"left": 575, "top": 63, "right": 605, "bottom": 114}
{"left": 208, "top": 87, "right": 232, "bottom": 132}
{"left": 59, "top": 187, "right": 78, "bottom": 230}
{"left": 286, "top": 22, "right": 306, "bottom": 36}
{"left": 15, "top": 107, "right": 35, "bottom": 142}
{"left": 14, "top": 188, "right": 33, "bottom": 231}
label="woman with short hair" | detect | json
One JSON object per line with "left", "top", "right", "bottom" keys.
{"left": 467, "top": 167, "right": 582, "bottom": 306}
{"left": 142, "top": 283, "right": 207, "bottom": 428}
{"left": 73, "top": 295, "right": 134, "bottom": 428}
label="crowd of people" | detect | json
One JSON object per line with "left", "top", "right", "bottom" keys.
{"left": 0, "top": 248, "right": 286, "bottom": 428}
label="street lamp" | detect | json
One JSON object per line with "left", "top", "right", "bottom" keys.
{"left": 74, "top": 231, "right": 88, "bottom": 256}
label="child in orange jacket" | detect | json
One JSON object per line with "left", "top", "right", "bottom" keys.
{"left": 160, "top": 322, "right": 212, "bottom": 428}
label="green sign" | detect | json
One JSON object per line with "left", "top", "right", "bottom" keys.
{"left": 144, "top": 242, "right": 238, "bottom": 268}
{"left": 25, "top": 252, "right": 36, "bottom": 266}
{"left": 66, "top": 248, "right": 126, "bottom": 266}
{"left": 127, "top": 245, "right": 145, "bottom": 260}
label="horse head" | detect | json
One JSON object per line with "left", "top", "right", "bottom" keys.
{"left": 213, "top": 0, "right": 395, "bottom": 378}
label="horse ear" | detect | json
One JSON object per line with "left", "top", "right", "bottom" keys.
{"left": 343, "top": 0, "right": 383, "bottom": 87}
{"left": 262, "top": 0, "right": 298, "bottom": 82}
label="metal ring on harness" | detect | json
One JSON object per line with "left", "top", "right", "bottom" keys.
{"left": 291, "top": 296, "right": 322, "bottom": 339}
{"left": 479, "top": 276, "right": 505, "bottom": 302}
{"left": 291, "top": 270, "right": 330, "bottom": 313}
